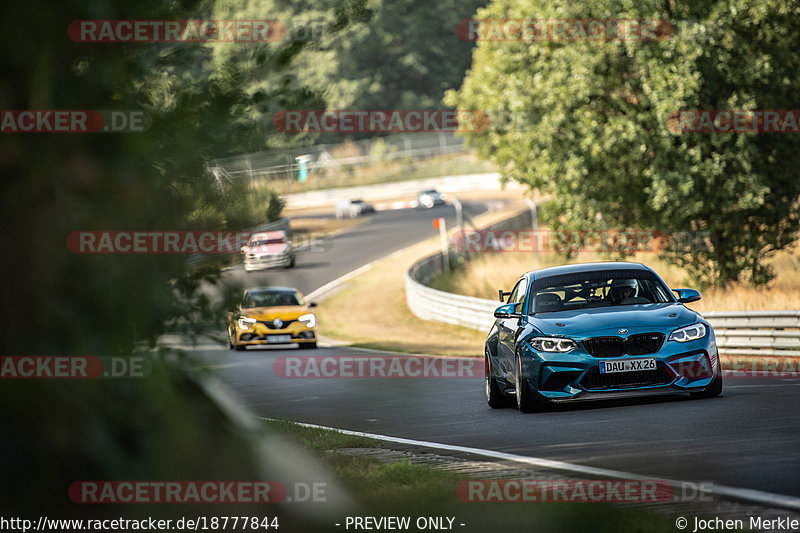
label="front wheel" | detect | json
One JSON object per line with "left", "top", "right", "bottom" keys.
{"left": 227, "top": 326, "right": 235, "bottom": 350}
{"left": 515, "top": 349, "right": 543, "bottom": 413}
{"left": 298, "top": 342, "right": 317, "bottom": 350}
{"left": 690, "top": 374, "right": 723, "bottom": 399}
{"left": 486, "top": 348, "right": 511, "bottom": 408}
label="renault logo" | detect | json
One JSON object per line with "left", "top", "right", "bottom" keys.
{"left": 618, "top": 328, "right": 628, "bottom": 334}
{"left": 273, "top": 318, "right": 284, "bottom": 328}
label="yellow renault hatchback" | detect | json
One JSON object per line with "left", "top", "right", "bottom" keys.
{"left": 227, "top": 286, "right": 317, "bottom": 350}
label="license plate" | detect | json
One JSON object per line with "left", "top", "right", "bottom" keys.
{"left": 266, "top": 335, "right": 292, "bottom": 344}
{"left": 599, "top": 358, "right": 656, "bottom": 374}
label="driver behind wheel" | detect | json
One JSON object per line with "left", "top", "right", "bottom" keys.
{"left": 609, "top": 279, "right": 638, "bottom": 304}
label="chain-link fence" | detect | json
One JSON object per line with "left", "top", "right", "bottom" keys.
{"left": 207, "top": 132, "right": 467, "bottom": 188}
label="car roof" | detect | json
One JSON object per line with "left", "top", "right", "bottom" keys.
{"left": 526, "top": 261, "right": 651, "bottom": 281}
{"left": 248, "top": 231, "right": 286, "bottom": 240}
{"left": 244, "top": 286, "right": 300, "bottom": 294}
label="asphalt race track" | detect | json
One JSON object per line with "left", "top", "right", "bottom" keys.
{"left": 190, "top": 345, "right": 800, "bottom": 500}
{"left": 223, "top": 202, "right": 488, "bottom": 297}
{"left": 188, "top": 203, "right": 800, "bottom": 503}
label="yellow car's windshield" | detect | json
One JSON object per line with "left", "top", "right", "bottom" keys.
{"left": 244, "top": 290, "right": 302, "bottom": 308}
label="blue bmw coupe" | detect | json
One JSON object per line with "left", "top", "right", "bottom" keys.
{"left": 485, "top": 262, "right": 722, "bottom": 412}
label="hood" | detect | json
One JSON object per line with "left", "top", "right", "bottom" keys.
{"left": 528, "top": 303, "right": 701, "bottom": 337}
{"left": 240, "top": 306, "right": 307, "bottom": 320}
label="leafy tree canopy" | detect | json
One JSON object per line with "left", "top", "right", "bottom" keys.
{"left": 447, "top": 0, "right": 800, "bottom": 287}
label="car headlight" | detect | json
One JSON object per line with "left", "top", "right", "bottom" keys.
{"left": 529, "top": 337, "right": 577, "bottom": 353}
{"left": 299, "top": 313, "right": 316, "bottom": 328}
{"left": 238, "top": 316, "right": 257, "bottom": 330}
{"left": 668, "top": 323, "right": 707, "bottom": 342}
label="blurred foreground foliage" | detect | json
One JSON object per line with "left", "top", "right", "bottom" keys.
{"left": 0, "top": 0, "right": 322, "bottom": 515}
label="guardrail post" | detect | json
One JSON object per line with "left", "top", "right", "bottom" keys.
{"left": 433, "top": 217, "right": 450, "bottom": 274}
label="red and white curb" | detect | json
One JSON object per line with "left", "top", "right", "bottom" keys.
{"left": 373, "top": 200, "right": 419, "bottom": 211}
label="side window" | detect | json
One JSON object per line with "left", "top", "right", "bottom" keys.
{"left": 514, "top": 278, "right": 528, "bottom": 313}
{"left": 507, "top": 280, "right": 521, "bottom": 304}
{"left": 507, "top": 278, "right": 527, "bottom": 313}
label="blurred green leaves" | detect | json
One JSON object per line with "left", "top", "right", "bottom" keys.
{"left": 0, "top": 0, "right": 332, "bottom": 513}
{"left": 0, "top": 0, "right": 311, "bottom": 355}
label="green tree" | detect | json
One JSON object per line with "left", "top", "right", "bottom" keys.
{"left": 294, "top": 0, "right": 487, "bottom": 111}
{"left": 0, "top": 0, "right": 329, "bottom": 518}
{"left": 0, "top": 0, "right": 306, "bottom": 356}
{"left": 447, "top": 0, "right": 800, "bottom": 287}
{"left": 213, "top": 0, "right": 487, "bottom": 143}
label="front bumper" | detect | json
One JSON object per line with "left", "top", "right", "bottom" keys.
{"left": 519, "top": 331, "right": 719, "bottom": 401}
{"left": 235, "top": 322, "right": 316, "bottom": 346}
{"left": 244, "top": 252, "right": 292, "bottom": 270}
{"left": 419, "top": 198, "right": 445, "bottom": 208}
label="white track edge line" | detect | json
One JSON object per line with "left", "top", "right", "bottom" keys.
{"left": 259, "top": 418, "right": 800, "bottom": 512}
{"left": 304, "top": 263, "right": 374, "bottom": 302}
{"left": 305, "top": 247, "right": 410, "bottom": 302}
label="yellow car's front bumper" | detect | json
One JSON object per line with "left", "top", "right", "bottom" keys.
{"left": 234, "top": 320, "right": 316, "bottom": 347}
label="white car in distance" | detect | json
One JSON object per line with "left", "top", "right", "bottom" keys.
{"left": 335, "top": 199, "right": 375, "bottom": 219}
{"left": 417, "top": 189, "right": 446, "bottom": 209}
{"left": 241, "top": 230, "right": 295, "bottom": 271}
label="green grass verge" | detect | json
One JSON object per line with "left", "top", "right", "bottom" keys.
{"left": 265, "top": 419, "right": 683, "bottom": 533}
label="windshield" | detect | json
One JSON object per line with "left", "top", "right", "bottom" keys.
{"left": 527, "top": 269, "right": 673, "bottom": 314}
{"left": 243, "top": 290, "right": 302, "bottom": 308}
{"left": 249, "top": 237, "right": 285, "bottom": 246}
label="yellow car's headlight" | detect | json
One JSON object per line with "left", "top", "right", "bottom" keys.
{"left": 299, "top": 313, "right": 316, "bottom": 328}
{"left": 238, "top": 316, "right": 257, "bottom": 330}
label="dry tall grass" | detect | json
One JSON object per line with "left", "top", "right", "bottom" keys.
{"left": 434, "top": 246, "right": 800, "bottom": 312}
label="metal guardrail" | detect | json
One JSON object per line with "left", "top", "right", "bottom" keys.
{"left": 704, "top": 311, "right": 800, "bottom": 357}
{"left": 406, "top": 218, "right": 800, "bottom": 357}
{"left": 284, "top": 173, "right": 504, "bottom": 209}
{"left": 405, "top": 210, "right": 531, "bottom": 332}
{"left": 208, "top": 132, "right": 466, "bottom": 185}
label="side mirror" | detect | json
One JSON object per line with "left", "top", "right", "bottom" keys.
{"left": 673, "top": 288, "right": 701, "bottom": 304}
{"left": 240, "top": 246, "right": 247, "bottom": 254}
{"left": 498, "top": 289, "right": 512, "bottom": 302}
{"left": 494, "top": 303, "right": 520, "bottom": 318}
{"left": 308, "top": 301, "right": 318, "bottom": 308}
